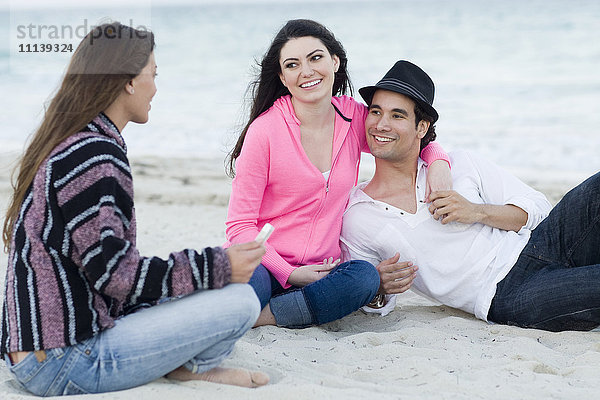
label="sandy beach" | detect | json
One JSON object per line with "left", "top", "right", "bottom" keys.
{"left": 0, "top": 153, "right": 598, "bottom": 400}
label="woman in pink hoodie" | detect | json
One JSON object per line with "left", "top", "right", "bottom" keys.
{"left": 226, "top": 19, "right": 450, "bottom": 328}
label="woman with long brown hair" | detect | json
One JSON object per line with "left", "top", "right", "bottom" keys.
{"left": 225, "top": 19, "right": 452, "bottom": 328}
{"left": 1, "top": 22, "right": 268, "bottom": 396}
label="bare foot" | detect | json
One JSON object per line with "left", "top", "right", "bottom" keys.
{"left": 167, "top": 366, "right": 269, "bottom": 388}
{"left": 254, "top": 304, "right": 276, "bottom": 327}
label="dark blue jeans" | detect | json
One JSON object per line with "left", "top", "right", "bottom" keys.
{"left": 488, "top": 172, "right": 600, "bottom": 331}
{"left": 249, "top": 260, "right": 380, "bottom": 328}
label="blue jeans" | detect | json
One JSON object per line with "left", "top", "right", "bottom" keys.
{"left": 488, "top": 172, "right": 600, "bottom": 331}
{"left": 249, "top": 260, "right": 380, "bottom": 328}
{"left": 4, "top": 284, "right": 260, "bottom": 396}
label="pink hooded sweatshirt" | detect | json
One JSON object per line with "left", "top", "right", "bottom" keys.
{"left": 226, "top": 95, "right": 447, "bottom": 288}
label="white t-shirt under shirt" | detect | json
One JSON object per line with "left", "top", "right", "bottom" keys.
{"left": 340, "top": 150, "right": 552, "bottom": 321}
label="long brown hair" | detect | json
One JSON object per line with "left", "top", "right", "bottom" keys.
{"left": 3, "top": 22, "right": 155, "bottom": 251}
{"left": 226, "top": 19, "right": 353, "bottom": 177}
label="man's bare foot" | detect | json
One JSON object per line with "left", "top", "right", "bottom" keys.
{"left": 254, "top": 304, "right": 276, "bottom": 327}
{"left": 167, "top": 366, "right": 269, "bottom": 388}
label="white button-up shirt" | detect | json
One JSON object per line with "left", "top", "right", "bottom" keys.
{"left": 340, "top": 150, "right": 552, "bottom": 321}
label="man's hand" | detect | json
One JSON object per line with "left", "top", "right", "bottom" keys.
{"left": 287, "top": 257, "right": 340, "bottom": 287}
{"left": 429, "top": 190, "right": 528, "bottom": 231}
{"left": 376, "top": 253, "right": 418, "bottom": 294}
{"left": 226, "top": 241, "right": 266, "bottom": 283}
{"left": 428, "top": 190, "right": 482, "bottom": 224}
{"left": 424, "top": 159, "right": 452, "bottom": 202}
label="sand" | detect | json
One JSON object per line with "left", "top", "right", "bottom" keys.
{"left": 0, "top": 153, "right": 598, "bottom": 400}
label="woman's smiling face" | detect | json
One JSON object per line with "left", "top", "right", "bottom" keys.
{"left": 278, "top": 36, "right": 339, "bottom": 106}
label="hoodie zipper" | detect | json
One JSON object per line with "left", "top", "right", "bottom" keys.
{"left": 300, "top": 139, "right": 342, "bottom": 263}
{"left": 298, "top": 102, "right": 352, "bottom": 264}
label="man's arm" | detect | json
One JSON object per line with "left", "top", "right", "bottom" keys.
{"left": 428, "top": 151, "right": 551, "bottom": 233}
{"left": 428, "top": 190, "right": 528, "bottom": 232}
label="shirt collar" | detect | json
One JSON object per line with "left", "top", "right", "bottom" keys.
{"left": 345, "top": 157, "right": 428, "bottom": 212}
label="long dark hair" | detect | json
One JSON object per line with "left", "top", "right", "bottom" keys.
{"left": 3, "top": 22, "right": 154, "bottom": 250}
{"left": 226, "top": 19, "right": 353, "bottom": 177}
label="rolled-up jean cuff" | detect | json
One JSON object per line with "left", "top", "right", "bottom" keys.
{"left": 270, "top": 289, "right": 313, "bottom": 328}
{"left": 183, "top": 348, "right": 234, "bottom": 374}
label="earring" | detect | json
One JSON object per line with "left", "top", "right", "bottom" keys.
{"left": 130, "top": 89, "right": 135, "bottom": 94}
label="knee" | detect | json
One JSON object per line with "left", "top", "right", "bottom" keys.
{"left": 226, "top": 283, "right": 261, "bottom": 328}
{"left": 345, "top": 260, "right": 380, "bottom": 301}
{"left": 248, "top": 264, "right": 272, "bottom": 309}
{"left": 589, "top": 171, "right": 600, "bottom": 186}
{"left": 587, "top": 172, "right": 600, "bottom": 196}
{"left": 569, "top": 172, "right": 600, "bottom": 199}
{"left": 250, "top": 264, "right": 270, "bottom": 284}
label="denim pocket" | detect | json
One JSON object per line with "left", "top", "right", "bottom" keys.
{"left": 74, "top": 335, "right": 99, "bottom": 360}
{"left": 63, "top": 380, "right": 89, "bottom": 395}
{"left": 9, "top": 352, "right": 50, "bottom": 385}
{"left": 8, "top": 351, "right": 61, "bottom": 397}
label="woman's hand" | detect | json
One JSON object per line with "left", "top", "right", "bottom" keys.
{"left": 376, "top": 253, "right": 418, "bottom": 294}
{"left": 287, "top": 257, "right": 340, "bottom": 287}
{"left": 424, "top": 159, "right": 452, "bottom": 202}
{"left": 226, "top": 242, "right": 266, "bottom": 283}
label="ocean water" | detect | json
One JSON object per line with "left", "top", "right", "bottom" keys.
{"left": 1, "top": 0, "right": 599, "bottom": 178}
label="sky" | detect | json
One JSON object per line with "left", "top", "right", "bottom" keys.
{"left": 3, "top": 0, "right": 359, "bottom": 10}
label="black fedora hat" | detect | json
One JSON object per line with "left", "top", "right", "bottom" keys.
{"left": 359, "top": 60, "right": 438, "bottom": 123}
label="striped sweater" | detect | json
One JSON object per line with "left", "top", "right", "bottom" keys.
{"left": 1, "top": 113, "right": 231, "bottom": 355}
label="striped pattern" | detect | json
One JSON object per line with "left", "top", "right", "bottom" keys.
{"left": 1, "top": 113, "right": 231, "bottom": 355}
{"left": 377, "top": 78, "right": 430, "bottom": 104}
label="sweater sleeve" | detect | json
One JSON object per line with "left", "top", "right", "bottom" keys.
{"left": 225, "top": 120, "right": 297, "bottom": 288}
{"left": 56, "top": 140, "right": 231, "bottom": 311}
{"left": 420, "top": 142, "right": 451, "bottom": 167}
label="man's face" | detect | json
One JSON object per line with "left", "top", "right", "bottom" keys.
{"left": 365, "top": 90, "right": 429, "bottom": 162}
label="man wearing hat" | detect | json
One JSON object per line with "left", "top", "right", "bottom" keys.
{"left": 340, "top": 60, "right": 600, "bottom": 331}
